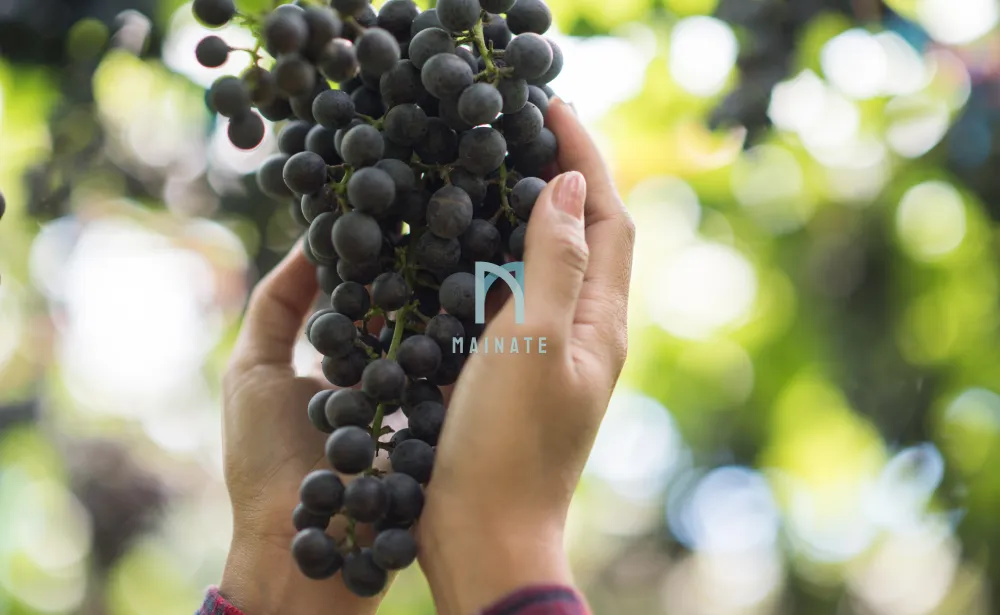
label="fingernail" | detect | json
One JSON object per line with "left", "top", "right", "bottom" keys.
{"left": 553, "top": 172, "right": 585, "bottom": 219}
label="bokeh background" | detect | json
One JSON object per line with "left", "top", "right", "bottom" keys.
{"left": 2, "top": 0, "right": 1000, "bottom": 613}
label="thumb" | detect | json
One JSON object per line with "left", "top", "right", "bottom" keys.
{"left": 515, "top": 171, "right": 589, "bottom": 348}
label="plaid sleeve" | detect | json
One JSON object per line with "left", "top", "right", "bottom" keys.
{"left": 480, "top": 585, "right": 591, "bottom": 615}
{"left": 196, "top": 588, "right": 243, "bottom": 615}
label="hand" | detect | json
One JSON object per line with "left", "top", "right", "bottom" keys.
{"left": 417, "top": 98, "right": 636, "bottom": 615}
{"left": 219, "top": 249, "right": 383, "bottom": 615}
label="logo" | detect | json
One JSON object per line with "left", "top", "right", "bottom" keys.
{"left": 475, "top": 261, "right": 525, "bottom": 325}
{"left": 453, "top": 261, "right": 548, "bottom": 355}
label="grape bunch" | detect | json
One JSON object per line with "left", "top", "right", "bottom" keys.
{"left": 193, "top": 0, "right": 562, "bottom": 596}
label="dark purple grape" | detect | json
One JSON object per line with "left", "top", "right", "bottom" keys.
{"left": 332, "top": 282, "right": 372, "bottom": 321}
{"left": 362, "top": 359, "right": 406, "bottom": 402}
{"left": 383, "top": 472, "right": 424, "bottom": 523}
{"left": 299, "top": 470, "right": 345, "bottom": 515}
{"left": 309, "top": 312, "right": 358, "bottom": 358}
{"left": 342, "top": 548, "right": 388, "bottom": 597}
{"left": 322, "top": 348, "right": 370, "bottom": 387}
{"left": 344, "top": 476, "right": 389, "bottom": 522}
{"left": 292, "top": 528, "right": 342, "bottom": 579}
{"left": 293, "top": 503, "right": 331, "bottom": 531}
{"left": 389, "top": 439, "right": 435, "bottom": 483}
{"left": 396, "top": 336, "right": 442, "bottom": 378}
{"left": 325, "top": 426, "right": 375, "bottom": 474}
{"left": 196, "top": 36, "right": 229, "bottom": 67}
{"left": 308, "top": 389, "right": 336, "bottom": 433}
{"left": 372, "top": 528, "right": 418, "bottom": 570}
{"left": 325, "top": 389, "right": 377, "bottom": 429}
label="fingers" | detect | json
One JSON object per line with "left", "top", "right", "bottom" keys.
{"left": 232, "top": 243, "right": 319, "bottom": 368}
{"left": 495, "top": 172, "right": 589, "bottom": 348}
{"left": 545, "top": 99, "right": 635, "bottom": 363}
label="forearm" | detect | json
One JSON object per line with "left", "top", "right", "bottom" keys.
{"left": 419, "top": 512, "right": 579, "bottom": 615}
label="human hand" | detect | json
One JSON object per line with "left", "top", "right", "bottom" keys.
{"left": 417, "top": 98, "right": 636, "bottom": 615}
{"left": 219, "top": 249, "right": 385, "bottom": 615}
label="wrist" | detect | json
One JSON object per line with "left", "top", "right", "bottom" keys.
{"left": 419, "top": 509, "right": 574, "bottom": 615}
{"left": 220, "top": 530, "right": 378, "bottom": 615}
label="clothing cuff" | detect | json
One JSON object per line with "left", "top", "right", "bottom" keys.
{"left": 199, "top": 584, "right": 590, "bottom": 615}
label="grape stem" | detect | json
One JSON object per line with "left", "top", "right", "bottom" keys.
{"left": 367, "top": 303, "right": 413, "bottom": 463}
{"left": 472, "top": 21, "right": 497, "bottom": 76}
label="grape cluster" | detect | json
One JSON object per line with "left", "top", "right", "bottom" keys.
{"left": 193, "top": 0, "right": 561, "bottom": 596}
{"left": 711, "top": 0, "right": 853, "bottom": 143}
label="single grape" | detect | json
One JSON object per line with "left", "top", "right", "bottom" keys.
{"left": 332, "top": 211, "right": 383, "bottom": 262}
{"left": 508, "top": 127, "right": 557, "bottom": 176}
{"left": 291, "top": 528, "right": 342, "bottom": 580}
{"left": 257, "top": 96, "right": 294, "bottom": 122}
{"left": 317, "top": 39, "right": 359, "bottom": 83}
{"left": 279, "top": 121, "right": 312, "bottom": 155}
{"left": 340, "top": 124, "right": 385, "bottom": 168}
{"left": 480, "top": 0, "right": 517, "bottom": 13}
{"left": 351, "top": 85, "right": 386, "bottom": 118}
{"left": 509, "top": 222, "right": 527, "bottom": 259}
{"left": 495, "top": 77, "right": 528, "bottom": 114}
{"left": 411, "top": 9, "right": 442, "bottom": 37}
{"left": 456, "top": 83, "right": 502, "bottom": 126}
{"left": 383, "top": 103, "right": 429, "bottom": 146}
{"left": 257, "top": 154, "right": 294, "bottom": 199}
{"left": 362, "top": 359, "right": 406, "bottom": 402}
{"left": 430, "top": 351, "right": 466, "bottom": 386}
{"left": 242, "top": 66, "right": 278, "bottom": 106}
{"left": 228, "top": 112, "right": 266, "bottom": 150}
{"left": 332, "top": 281, "right": 372, "bottom": 321}
{"left": 383, "top": 134, "right": 415, "bottom": 161}
{"left": 460, "top": 218, "right": 502, "bottom": 261}
{"left": 526, "top": 85, "right": 549, "bottom": 116}
{"left": 293, "top": 503, "right": 331, "bottom": 531}
{"left": 455, "top": 46, "right": 479, "bottom": 74}
{"left": 458, "top": 126, "right": 506, "bottom": 176}
{"left": 274, "top": 54, "right": 317, "bottom": 97}
{"left": 192, "top": 0, "right": 236, "bottom": 27}
{"left": 342, "top": 549, "right": 388, "bottom": 597}
{"left": 290, "top": 84, "right": 326, "bottom": 123}
{"left": 325, "top": 425, "right": 376, "bottom": 474}
{"left": 505, "top": 33, "right": 553, "bottom": 80}
{"left": 306, "top": 124, "right": 341, "bottom": 164}
{"left": 396, "top": 336, "right": 442, "bottom": 379}
{"left": 196, "top": 35, "right": 229, "bottom": 67}
{"left": 402, "top": 379, "right": 444, "bottom": 411}
{"left": 437, "top": 96, "right": 474, "bottom": 132}
{"left": 440, "top": 272, "right": 476, "bottom": 320}
{"left": 436, "top": 0, "right": 480, "bottom": 32}
{"left": 344, "top": 476, "right": 389, "bottom": 522}
{"left": 356, "top": 27, "right": 401, "bottom": 77}
{"left": 371, "top": 272, "right": 411, "bottom": 311}
{"left": 307, "top": 389, "right": 336, "bottom": 433}
{"left": 379, "top": 59, "right": 426, "bottom": 108}
{"left": 265, "top": 8, "right": 309, "bottom": 55}
{"left": 482, "top": 13, "right": 513, "bottom": 49}
{"left": 427, "top": 185, "right": 473, "bottom": 239}
{"left": 389, "top": 427, "right": 414, "bottom": 448}
{"left": 409, "top": 28, "right": 456, "bottom": 70}
{"left": 529, "top": 38, "right": 563, "bottom": 86}
{"left": 283, "top": 151, "right": 328, "bottom": 195}
{"left": 425, "top": 314, "right": 465, "bottom": 349}
{"left": 415, "top": 232, "right": 461, "bottom": 269}
{"left": 335, "top": 118, "right": 366, "bottom": 155}
{"left": 312, "top": 90, "right": 356, "bottom": 130}
{"left": 318, "top": 265, "right": 344, "bottom": 295}
{"left": 302, "top": 188, "right": 337, "bottom": 223}
{"left": 501, "top": 101, "right": 543, "bottom": 146}
{"left": 421, "top": 53, "right": 474, "bottom": 100}
{"left": 308, "top": 211, "right": 339, "bottom": 261}
{"left": 303, "top": 7, "right": 342, "bottom": 59}
{"left": 506, "top": 0, "right": 552, "bottom": 35}
{"left": 309, "top": 312, "right": 358, "bottom": 358}
{"left": 390, "top": 439, "right": 434, "bottom": 483}
{"left": 337, "top": 258, "right": 383, "bottom": 285}
{"left": 300, "top": 470, "right": 346, "bottom": 515}
{"left": 322, "top": 348, "right": 370, "bottom": 387}
{"left": 209, "top": 76, "right": 250, "bottom": 118}
{"left": 325, "top": 389, "right": 378, "bottom": 429}
{"left": 409, "top": 400, "right": 446, "bottom": 445}
{"left": 374, "top": 158, "right": 417, "bottom": 195}
{"left": 378, "top": 0, "right": 420, "bottom": 39}
{"left": 511, "top": 177, "right": 546, "bottom": 220}
{"left": 372, "top": 528, "right": 418, "bottom": 570}
{"left": 414, "top": 117, "right": 459, "bottom": 164}
{"left": 347, "top": 167, "right": 396, "bottom": 216}
{"left": 382, "top": 472, "right": 424, "bottom": 523}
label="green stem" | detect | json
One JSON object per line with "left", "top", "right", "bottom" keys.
{"left": 368, "top": 304, "right": 412, "bottom": 457}
{"left": 472, "top": 21, "right": 496, "bottom": 75}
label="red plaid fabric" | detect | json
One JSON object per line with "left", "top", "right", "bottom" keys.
{"left": 197, "top": 585, "right": 591, "bottom": 615}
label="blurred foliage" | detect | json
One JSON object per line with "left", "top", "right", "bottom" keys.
{"left": 2, "top": 0, "right": 1000, "bottom": 614}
